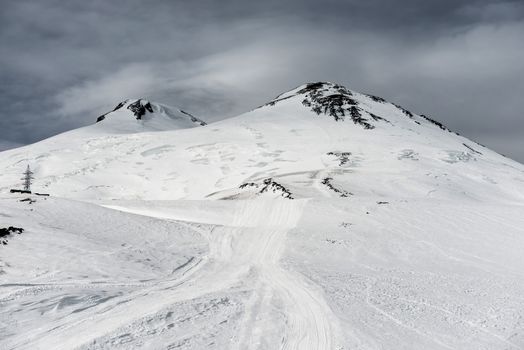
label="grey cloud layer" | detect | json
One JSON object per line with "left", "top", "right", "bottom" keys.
{"left": 1, "top": 0, "right": 523, "bottom": 161}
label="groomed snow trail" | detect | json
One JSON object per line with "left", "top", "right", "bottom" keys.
{"left": 22, "top": 199, "right": 341, "bottom": 349}
{"left": 229, "top": 199, "right": 341, "bottom": 350}
{"left": 110, "top": 199, "right": 342, "bottom": 350}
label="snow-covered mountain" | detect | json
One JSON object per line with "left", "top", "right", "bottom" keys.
{"left": 93, "top": 98, "right": 207, "bottom": 133}
{"left": 1, "top": 82, "right": 524, "bottom": 349}
{"left": 1, "top": 82, "right": 522, "bottom": 202}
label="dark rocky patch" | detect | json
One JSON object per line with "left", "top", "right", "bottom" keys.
{"left": 366, "top": 94, "right": 387, "bottom": 103}
{"left": 263, "top": 82, "right": 396, "bottom": 129}
{"left": 256, "top": 178, "right": 293, "bottom": 199}
{"left": 1, "top": 226, "right": 24, "bottom": 245}
{"left": 368, "top": 112, "right": 389, "bottom": 123}
{"left": 393, "top": 103, "right": 414, "bottom": 118}
{"left": 239, "top": 178, "right": 293, "bottom": 199}
{"left": 10, "top": 189, "right": 31, "bottom": 194}
{"left": 96, "top": 101, "right": 127, "bottom": 123}
{"left": 180, "top": 110, "right": 207, "bottom": 126}
{"left": 239, "top": 182, "right": 256, "bottom": 189}
{"left": 96, "top": 100, "right": 206, "bottom": 126}
{"left": 303, "top": 93, "right": 358, "bottom": 120}
{"left": 349, "top": 107, "right": 374, "bottom": 129}
{"left": 296, "top": 82, "right": 376, "bottom": 129}
{"left": 420, "top": 114, "right": 450, "bottom": 131}
{"left": 327, "top": 152, "right": 351, "bottom": 166}
{"left": 377, "top": 201, "right": 389, "bottom": 204}
{"left": 321, "top": 177, "right": 352, "bottom": 197}
{"left": 127, "top": 99, "right": 154, "bottom": 120}
{"left": 298, "top": 82, "right": 327, "bottom": 92}
{"left": 20, "top": 198, "right": 36, "bottom": 204}
{"left": 112, "top": 101, "right": 126, "bottom": 112}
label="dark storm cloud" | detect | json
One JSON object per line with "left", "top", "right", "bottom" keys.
{"left": 1, "top": 0, "right": 523, "bottom": 161}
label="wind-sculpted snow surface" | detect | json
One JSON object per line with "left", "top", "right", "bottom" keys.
{"left": 1, "top": 82, "right": 524, "bottom": 349}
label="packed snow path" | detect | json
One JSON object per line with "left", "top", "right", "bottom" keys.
{"left": 228, "top": 199, "right": 341, "bottom": 350}
{"left": 119, "top": 199, "right": 342, "bottom": 350}
{"left": 8, "top": 199, "right": 339, "bottom": 349}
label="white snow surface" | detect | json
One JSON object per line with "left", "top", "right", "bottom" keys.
{"left": 1, "top": 82, "right": 524, "bottom": 349}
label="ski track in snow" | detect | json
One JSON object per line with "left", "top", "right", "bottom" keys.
{"left": 5, "top": 199, "right": 339, "bottom": 350}
{"left": 228, "top": 200, "right": 340, "bottom": 350}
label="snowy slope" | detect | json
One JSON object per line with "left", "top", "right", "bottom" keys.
{"left": 1, "top": 82, "right": 524, "bottom": 349}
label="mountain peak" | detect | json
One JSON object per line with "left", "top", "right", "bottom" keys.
{"left": 263, "top": 82, "right": 457, "bottom": 133}
{"left": 262, "top": 82, "right": 393, "bottom": 129}
{"left": 96, "top": 99, "right": 156, "bottom": 123}
{"left": 93, "top": 99, "right": 206, "bottom": 133}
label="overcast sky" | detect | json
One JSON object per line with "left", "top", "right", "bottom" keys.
{"left": 1, "top": 0, "right": 523, "bottom": 162}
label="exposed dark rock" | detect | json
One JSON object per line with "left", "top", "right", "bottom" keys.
{"left": 368, "top": 112, "right": 387, "bottom": 122}
{"left": 10, "top": 189, "right": 31, "bottom": 194}
{"left": 349, "top": 106, "right": 373, "bottom": 129}
{"left": 393, "top": 103, "right": 414, "bottom": 118}
{"left": 298, "top": 82, "right": 327, "bottom": 92}
{"left": 239, "top": 182, "right": 256, "bottom": 189}
{"left": 321, "top": 177, "right": 352, "bottom": 197}
{"left": 366, "top": 94, "right": 387, "bottom": 103}
{"left": 259, "top": 178, "right": 293, "bottom": 199}
{"left": 263, "top": 82, "right": 413, "bottom": 129}
{"left": 127, "top": 99, "right": 154, "bottom": 120}
{"left": 293, "top": 82, "right": 377, "bottom": 129}
{"left": 180, "top": 110, "right": 207, "bottom": 126}
{"left": 239, "top": 178, "right": 293, "bottom": 199}
{"left": 327, "top": 152, "right": 352, "bottom": 166}
{"left": 420, "top": 114, "right": 450, "bottom": 131}
{"left": 20, "top": 198, "right": 36, "bottom": 204}
{"left": 112, "top": 101, "right": 126, "bottom": 112}
{"left": 1, "top": 226, "right": 24, "bottom": 245}
{"left": 96, "top": 100, "right": 205, "bottom": 126}
{"left": 96, "top": 101, "right": 127, "bottom": 123}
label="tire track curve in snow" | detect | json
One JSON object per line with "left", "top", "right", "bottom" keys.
{"left": 230, "top": 199, "right": 342, "bottom": 350}
{"left": 13, "top": 199, "right": 341, "bottom": 350}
